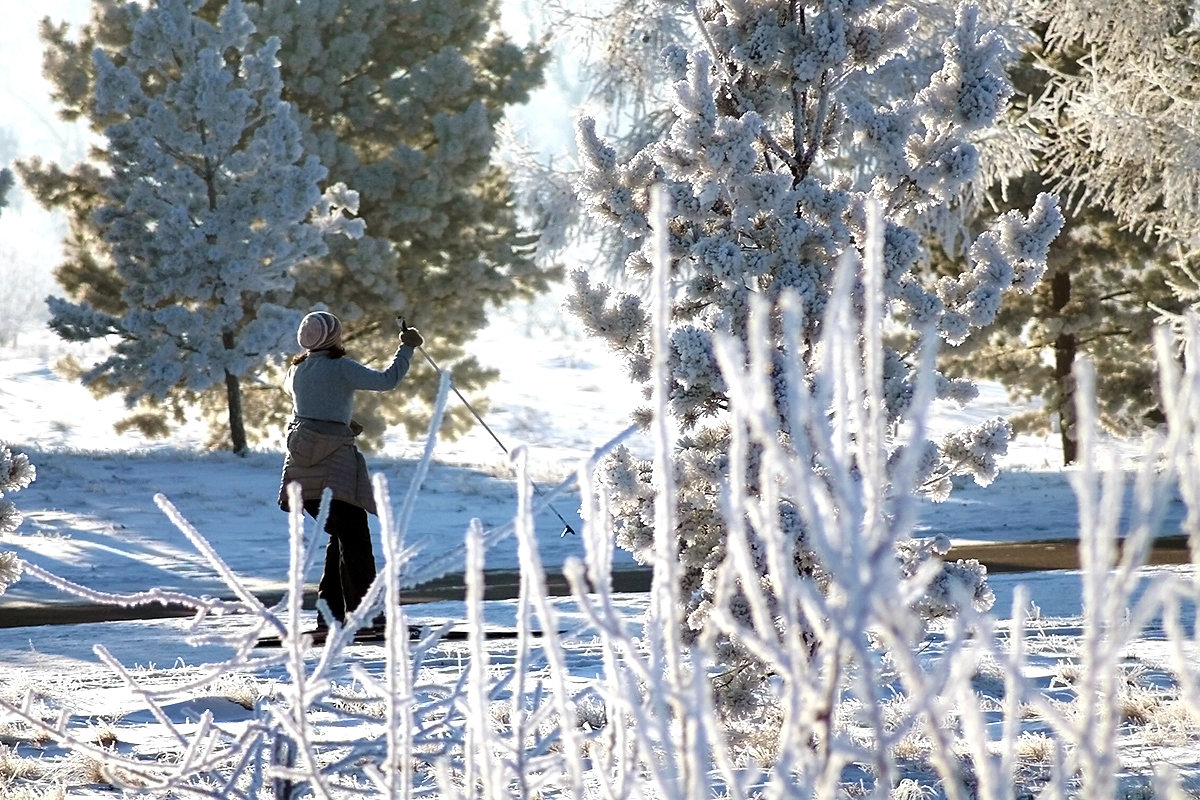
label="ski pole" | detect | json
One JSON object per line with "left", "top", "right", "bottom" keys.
{"left": 398, "top": 316, "right": 577, "bottom": 536}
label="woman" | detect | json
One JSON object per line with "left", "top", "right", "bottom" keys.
{"left": 278, "top": 310, "right": 424, "bottom": 627}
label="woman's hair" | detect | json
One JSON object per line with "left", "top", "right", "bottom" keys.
{"left": 291, "top": 345, "right": 346, "bottom": 365}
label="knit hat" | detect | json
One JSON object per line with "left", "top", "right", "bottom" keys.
{"left": 297, "top": 311, "right": 342, "bottom": 351}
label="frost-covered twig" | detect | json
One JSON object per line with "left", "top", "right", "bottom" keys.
{"left": 18, "top": 561, "right": 245, "bottom": 617}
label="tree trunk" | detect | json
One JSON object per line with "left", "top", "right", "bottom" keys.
{"left": 223, "top": 330, "right": 248, "bottom": 455}
{"left": 1051, "top": 269, "right": 1077, "bottom": 465}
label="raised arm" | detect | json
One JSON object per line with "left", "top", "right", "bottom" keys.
{"left": 339, "top": 346, "right": 414, "bottom": 392}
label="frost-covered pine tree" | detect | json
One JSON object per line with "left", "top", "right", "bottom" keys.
{"left": 1024, "top": 1, "right": 1200, "bottom": 246}
{"left": 39, "top": 0, "right": 362, "bottom": 453}
{"left": 1022, "top": 2, "right": 1200, "bottom": 422}
{"left": 244, "top": 0, "right": 553, "bottom": 444}
{"left": 0, "top": 442, "right": 34, "bottom": 595}
{"left": 934, "top": 183, "right": 1183, "bottom": 465}
{"left": 511, "top": 0, "right": 1038, "bottom": 281}
{"left": 568, "top": 1, "right": 1062, "bottom": 716}
{"left": 24, "top": 0, "right": 552, "bottom": 448}
{"left": 999, "top": 3, "right": 1200, "bottom": 341}
{"left": 922, "top": 14, "right": 1190, "bottom": 465}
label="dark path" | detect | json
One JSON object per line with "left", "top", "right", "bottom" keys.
{"left": 2, "top": 537, "right": 1193, "bottom": 629}
{"left": 949, "top": 534, "right": 1192, "bottom": 573}
{"left": 0, "top": 568, "right": 655, "bottom": 629}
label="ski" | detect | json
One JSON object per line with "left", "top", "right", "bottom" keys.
{"left": 254, "top": 624, "right": 553, "bottom": 648}
{"left": 254, "top": 625, "right": 408, "bottom": 648}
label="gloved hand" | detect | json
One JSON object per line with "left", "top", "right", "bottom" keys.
{"left": 400, "top": 326, "right": 424, "bottom": 348}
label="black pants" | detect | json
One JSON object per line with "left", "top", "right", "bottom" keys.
{"left": 303, "top": 499, "right": 377, "bottom": 624}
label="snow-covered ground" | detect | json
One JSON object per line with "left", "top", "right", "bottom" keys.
{"left": 0, "top": 311, "right": 1196, "bottom": 797}
{"left": 1, "top": 318, "right": 1184, "bottom": 612}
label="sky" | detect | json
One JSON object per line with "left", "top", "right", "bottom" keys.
{"left": 0, "top": 1, "right": 90, "bottom": 146}
{"left": 0, "top": 1, "right": 91, "bottom": 317}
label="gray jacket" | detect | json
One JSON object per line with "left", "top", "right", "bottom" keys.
{"left": 278, "top": 347, "right": 414, "bottom": 514}
{"left": 287, "top": 347, "right": 413, "bottom": 424}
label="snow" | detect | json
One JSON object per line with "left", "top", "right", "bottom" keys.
{"left": 0, "top": 313, "right": 1196, "bottom": 796}
{"left": 3, "top": 323, "right": 1180, "bottom": 613}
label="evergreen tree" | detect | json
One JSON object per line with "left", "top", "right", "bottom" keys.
{"left": 22, "top": 0, "right": 552, "bottom": 449}
{"left": 511, "top": 0, "right": 1038, "bottom": 282}
{"left": 1023, "top": 2, "right": 1200, "bottom": 245}
{"left": 567, "top": 1, "right": 1062, "bottom": 721}
{"left": 1004, "top": 2, "right": 1200, "bottom": 350}
{"left": 935, "top": 186, "right": 1182, "bottom": 465}
{"left": 0, "top": 440, "right": 28, "bottom": 589}
{"left": 929, "top": 20, "right": 1188, "bottom": 465}
{"left": 0, "top": 442, "right": 35, "bottom": 537}
{"left": 35, "top": 0, "right": 363, "bottom": 454}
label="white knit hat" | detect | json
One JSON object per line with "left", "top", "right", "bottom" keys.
{"left": 297, "top": 311, "right": 342, "bottom": 351}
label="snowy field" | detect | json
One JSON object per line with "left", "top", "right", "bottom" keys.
{"left": 0, "top": 311, "right": 1198, "bottom": 797}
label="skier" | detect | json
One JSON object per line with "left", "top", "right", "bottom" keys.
{"left": 278, "top": 310, "right": 424, "bottom": 630}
